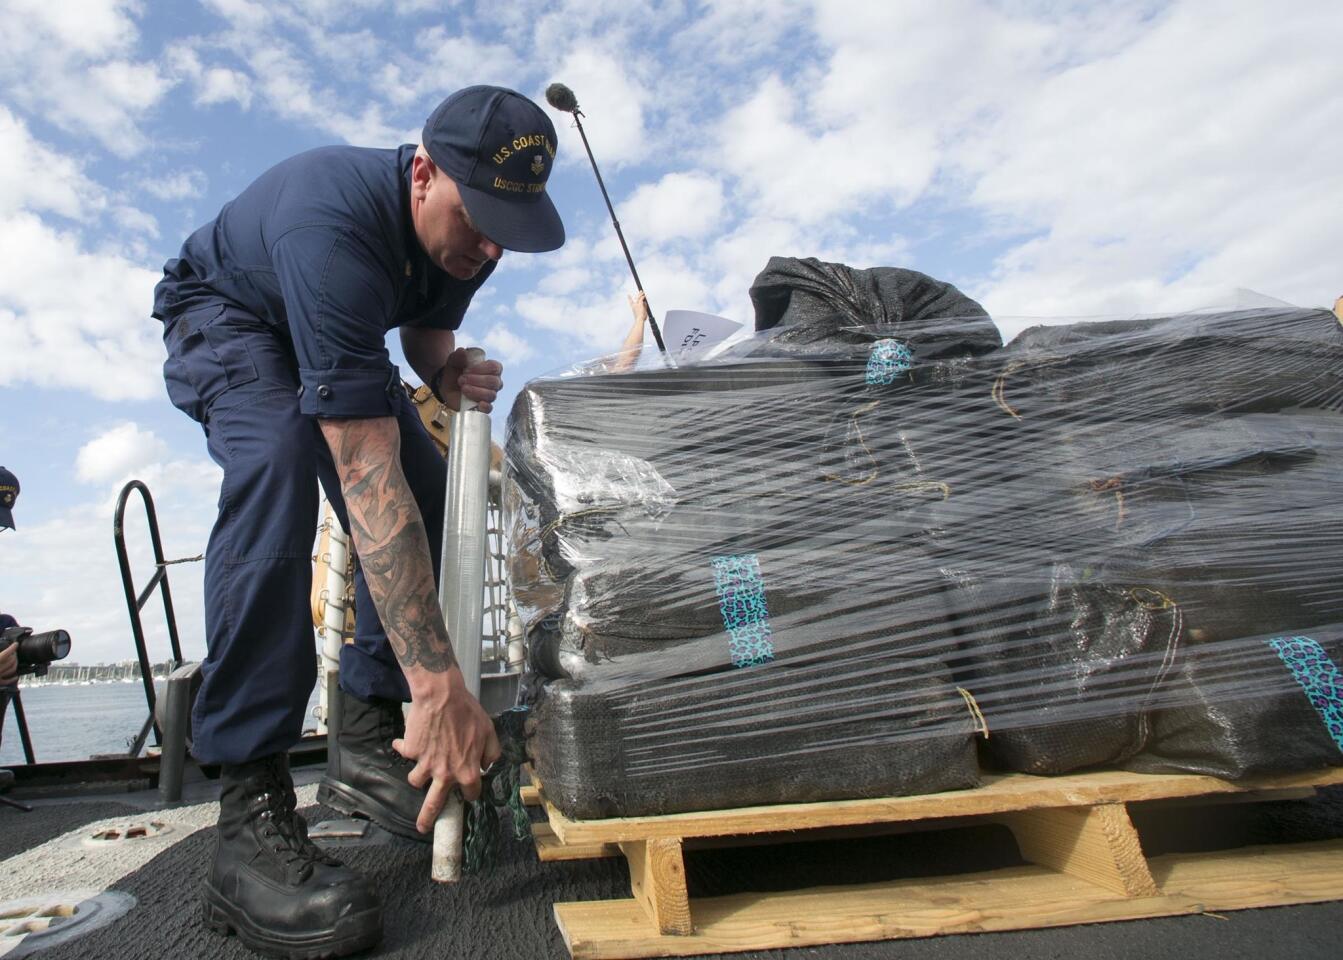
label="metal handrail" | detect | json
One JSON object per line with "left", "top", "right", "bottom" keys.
{"left": 113, "top": 480, "right": 188, "bottom": 753}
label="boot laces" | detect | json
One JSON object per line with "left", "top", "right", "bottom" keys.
{"left": 252, "top": 765, "right": 335, "bottom": 877}
{"left": 377, "top": 703, "right": 414, "bottom": 772}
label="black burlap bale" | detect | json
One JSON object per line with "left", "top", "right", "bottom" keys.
{"left": 1128, "top": 627, "right": 1343, "bottom": 779}
{"left": 528, "top": 641, "right": 981, "bottom": 819}
{"left": 505, "top": 359, "right": 854, "bottom": 588}
{"left": 748, "top": 256, "right": 1001, "bottom": 359}
{"left": 533, "top": 535, "right": 947, "bottom": 674}
{"left": 1054, "top": 413, "right": 1343, "bottom": 645}
{"left": 1001, "top": 308, "right": 1343, "bottom": 421}
{"left": 939, "top": 570, "right": 1183, "bottom": 775}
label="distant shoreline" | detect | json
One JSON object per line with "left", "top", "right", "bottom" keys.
{"left": 19, "top": 661, "right": 178, "bottom": 688}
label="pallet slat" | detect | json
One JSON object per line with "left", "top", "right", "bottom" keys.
{"left": 543, "top": 768, "right": 1343, "bottom": 845}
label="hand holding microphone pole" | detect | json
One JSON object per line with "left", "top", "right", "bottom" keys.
{"left": 544, "top": 82, "right": 669, "bottom": 358}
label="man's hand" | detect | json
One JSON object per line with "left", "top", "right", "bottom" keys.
{"left": 0, "top": 643, "right": 17, "bottom": 687}
{"left": 438, "top": 348, "right": 503, "bottom": 412}
{"left": 393, "top": 667, "right": 502, "bottom": 833}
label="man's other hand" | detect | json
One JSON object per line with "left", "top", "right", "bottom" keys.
{"left": 443, "top": 348, "right": 503, "bottom": 413}
{"left": 392, "top": 666, "right": 502, "bottom": 833}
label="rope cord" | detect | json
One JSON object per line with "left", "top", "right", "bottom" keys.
{"left": 956, "top": 686, "right": 990, "bottom": 740}
{"left": 463, "top": 706, "right": 532, "bottom": 873}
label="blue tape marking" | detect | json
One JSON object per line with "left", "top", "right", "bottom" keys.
{"left": 1268, "top": 636, "right": 1343, "bottom": 754}
{"left": 866, "top": 339, "right": 914, "bottom": 385}
{"left": 711, "top": 554, "right": 776, "bottom": 668}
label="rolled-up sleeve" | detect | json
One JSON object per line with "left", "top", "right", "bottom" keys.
{"left": 273, "top": 227, "right": 402, "bottom": 418}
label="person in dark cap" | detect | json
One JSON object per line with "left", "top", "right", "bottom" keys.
{"left": 0, "top": 467, "right": 18, "bottom": 532}
{"left": 0, "top": 612, "right": 19, "bottom": 751}
{"left": 1, "top": 469, "right": 19, "bottom": 757}
{"left": 152, "top": 86, "right": 564, "bottom": 956}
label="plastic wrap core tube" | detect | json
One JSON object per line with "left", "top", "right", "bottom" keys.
{"left": 432, "top": 347, "right": 493, "bottom": 883}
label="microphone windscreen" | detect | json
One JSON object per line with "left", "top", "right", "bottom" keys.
{"left": 545, "top": 83, "right": 578, "bottom": 113}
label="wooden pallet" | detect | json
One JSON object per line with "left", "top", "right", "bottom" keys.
{"left": 524, "top": 767, "right": 1343, "bottom": 959}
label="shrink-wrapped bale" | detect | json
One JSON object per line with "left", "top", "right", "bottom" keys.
{"left": 505, "top": 259, "right": 1343, "bottom": 818}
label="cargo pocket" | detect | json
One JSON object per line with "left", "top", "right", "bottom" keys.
{"left": 162, "top": 305, "right": 261, "bottom": 423}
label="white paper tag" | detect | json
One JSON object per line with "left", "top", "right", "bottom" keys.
{"left": 662, "top": 310, "right": 743, "bottom": 360}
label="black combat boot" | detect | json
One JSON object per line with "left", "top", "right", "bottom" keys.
{"left": 317, "top": 690, "right": 427, "bottom": 841}
{"left": 203, "top": 753, "right": 382, "bottom": 959}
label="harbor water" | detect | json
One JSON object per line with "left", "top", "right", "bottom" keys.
{"left": 1, "top": 681, "right": 322, "bottom": 766}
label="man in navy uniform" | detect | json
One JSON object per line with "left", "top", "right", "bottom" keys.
{"left": 153, "top": 87, "right": 564, "bottom": 956}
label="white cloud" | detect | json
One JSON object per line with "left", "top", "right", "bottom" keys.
{"left": 200, "top": 0, "right": 273, "bottom": 31}
{"left": 110, "top": 203, "right": 160, "bottom": 239}
{"left": 623, "top": 173, "right": 725, "bottom": 242}
{"left": 960, "top": 0, "right": 1343, "bottom": 317}
{"left": 0, "top": 212, "right": 163, "bottom": 402}
{"left": 711, "top": 75, "right": 934, "bottom": 226}
{"left": 197, "top": 66, "right": 253, "bottom": 108}
{"left": 373, "top": 63, "right": 421, "bottom": 108}
{"left": 0, "top": 107, "right": 109, "bottom": 220}
{"left": 676, "top": 0, "right": 812, "bottom": 64}
{"left": 409, "top": 28, "right": 526, "bottom": 98}
{"left": 225, "top": 40, "right": 401, "bottom": 144}
{"left": 537, "top": 266, "right": 592, "bottom": 297}
{"left": 391, "top": 0, "right": 448, "bottom": 12}
{"left": 1, "top": 0, "right": 141, "bottom": 57}
{"left": 480, "top": 324, "right": 535, "bottom": 366}
{"left": 0, "top": 0, "right": 173, "bottom": 156}
{"left": 140, "top": 168, "right": 208, "bottom": 201}
{"left": 168, "top": 46, "right": 255, "bottom": 109}
{"left": 548, "top": 48, "right": 650, "bottom": 169}
{"left": 519, "top": 289, "right": 640, "bottom": 351}
{"left": 632, "top": 253, "right": 717, "bottom": 321}
{"left": 76, "top": 422, "right": 170, "bottom": 484}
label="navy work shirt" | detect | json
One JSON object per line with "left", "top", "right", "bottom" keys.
{"left": 152, "top": 145, "right": 495, "bottom": 418}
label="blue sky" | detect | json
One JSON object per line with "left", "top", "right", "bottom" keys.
{"left": 1, "top": 0, "right": 1340, "bottom": 665}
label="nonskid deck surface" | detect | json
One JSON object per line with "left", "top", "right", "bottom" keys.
{"left": 3, "top": 776, "right": 1343, "bottom": 959}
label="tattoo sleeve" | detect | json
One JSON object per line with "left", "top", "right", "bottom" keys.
{"left": 319, "top": 416, "right": 457, "bottom": 673}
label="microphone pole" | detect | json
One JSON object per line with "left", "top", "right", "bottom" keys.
{"left": 545, "top": 83, "right": 668, "bottom": 357}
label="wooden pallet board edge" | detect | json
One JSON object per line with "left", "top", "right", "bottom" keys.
{"left": 532, "top": 821, "right": 622, "bottom": 862}
{"left": 543, "top": 767, "right": 1343, "bottom": 845}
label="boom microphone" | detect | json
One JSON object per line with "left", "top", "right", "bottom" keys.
{"left": 544, "top": 83, "right": 578, "bottom": 114}
{"left": 544, "top": 80, "right": 669, "bottom": 359}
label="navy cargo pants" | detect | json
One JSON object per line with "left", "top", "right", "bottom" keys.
{"left": 161, "top": 303, "right": 446, "bottom": 765}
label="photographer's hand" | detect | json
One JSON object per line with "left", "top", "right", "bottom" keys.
{"left": 0, "top": 643, "right": 17, "bottom": 687}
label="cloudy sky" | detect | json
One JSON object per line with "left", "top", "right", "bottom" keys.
{"left": 0, "top": 0, "right": 1339, "bottom": 667}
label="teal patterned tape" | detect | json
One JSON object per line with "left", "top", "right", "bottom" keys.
{"left": 1267, "top": 636, "right": 1343, "bottom": 753}
{"left": 866, "top": 338, "right": 914, "bottom": 385}
{"left": 711, "top": 554, "right": 775, "bottom": 668}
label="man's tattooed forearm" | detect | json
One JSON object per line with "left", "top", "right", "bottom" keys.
{"left": 354, "top": 516, "right": 457, "bottom": 672}
{"left": 323, "top": 418, "right": 457, "bottom": 674}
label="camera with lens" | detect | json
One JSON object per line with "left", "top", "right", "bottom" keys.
{"left": 0, "top": 626, "right": 72, "bottom": 688}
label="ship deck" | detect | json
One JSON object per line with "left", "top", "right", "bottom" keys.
{"left": 2, "top": 763, "right": 1343, "bottom": 959}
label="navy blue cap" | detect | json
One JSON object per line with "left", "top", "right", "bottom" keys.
{"left": 0, "top": 466, "right": 17, "bottom": 531}
{"left": 422, "top": 86, "right": 565, "bottom": 253}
